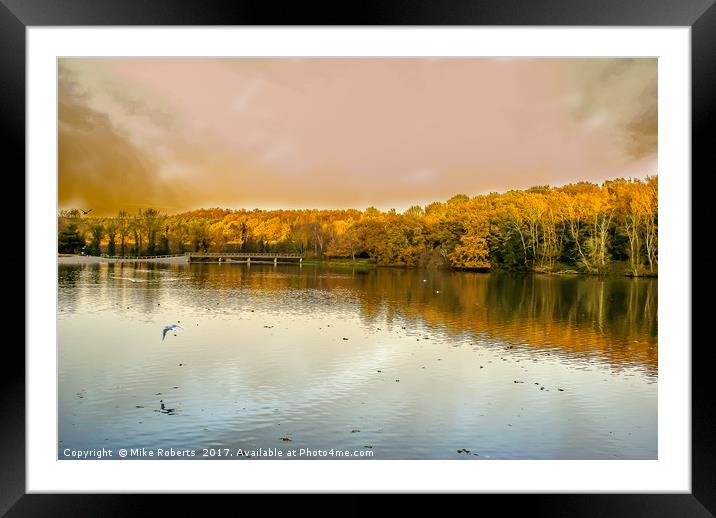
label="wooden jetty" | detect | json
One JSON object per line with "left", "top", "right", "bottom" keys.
{"left": 186, "top": 252, "right": 303, "bottom": 265}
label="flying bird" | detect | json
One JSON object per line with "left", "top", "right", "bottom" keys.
{"left": 162, "top": 324, "right": 183, "bottom": 340}
{"left": 80, "top": 208, "right": 93, "bottom": 215}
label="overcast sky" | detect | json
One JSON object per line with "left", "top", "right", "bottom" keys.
{"left": 58, "top": 58, "right": 657, "bottom": 215}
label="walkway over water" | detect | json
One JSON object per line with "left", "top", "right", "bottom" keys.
{"left": 57, "top": 253, "right": 304, "bottom": 265}
{"left": 58, "top": 254, "right": 188, "bottom": 264}
{"left": 186, "top": 252, "right": 303, "bottom": 264}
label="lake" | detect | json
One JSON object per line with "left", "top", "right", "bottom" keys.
{"left": 58, "top": 262, "right": 657, "bottom": 459}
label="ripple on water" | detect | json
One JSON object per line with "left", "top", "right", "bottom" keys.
{"left": 58, "top": 263, "right": 657, "bottom": 459}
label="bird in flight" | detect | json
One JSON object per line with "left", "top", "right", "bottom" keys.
{"left": 162, "top": 323, "right": 183, "bottom": 340}
{"left": 80, "top": 208, "right": 93, "bottom": 215}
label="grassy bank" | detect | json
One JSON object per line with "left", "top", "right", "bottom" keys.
{"left": 531, "top": 260, "right": 658, "bottom": 278}
{"left": 59, "top": 253, "right": 656, "bottom": 277}
{"left": 306, "top": 258, "right": 657, "bottom": 278}
{"left": 300, "top": 258, "right": 377, "bottom": 269}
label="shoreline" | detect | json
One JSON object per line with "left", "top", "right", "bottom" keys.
{"left": 58, "top": 255, "right": 189, "bottom": 265}
{"left": 58, "top": 254, "right": 657, "bottom": 277}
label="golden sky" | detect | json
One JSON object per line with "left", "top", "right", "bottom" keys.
{"left": 58, "top": 58, "right": 657, "bottom": 215}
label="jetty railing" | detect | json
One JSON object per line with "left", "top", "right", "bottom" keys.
{"left": 186, "top": 252, "right": 304, "bottom": 264}
{"left": 185, "top": 252, "right": 303, "bottom": 258}
{"left": 98, "top": 254, "right": 187, "bottom": 259}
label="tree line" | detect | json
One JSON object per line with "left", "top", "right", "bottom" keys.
{"left": 58, "top": 176, "right": 657, "bottom": 276}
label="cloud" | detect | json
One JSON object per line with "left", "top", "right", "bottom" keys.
{"left": 58, "top": 64, "right": 190, "bottom": 214}
{"left": 58, "top": 58, "right": 658, "bottom": 214}
{"left": 564, "top": 58, "right": 657, "bottom": 161}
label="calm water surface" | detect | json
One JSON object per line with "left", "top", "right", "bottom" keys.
{"left": 58, "top": 263, "right": 657, "bottom": 459}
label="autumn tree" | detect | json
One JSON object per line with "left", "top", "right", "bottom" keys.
{"left": 105, "top": 219, "right": 118, "bottom": 256}
{"left": 187, "top": 218, "right": 210, "bottom": 253}
{"left": 326, "top": 226, "right": 363, "bottom": 261}
{"left": 449, "top": 215, "right": 490, "bottom": 269}
{"left": 58, "top": 177, "right": 656, "bottom": 275}
{"left": 88, "top": 224, "right": 104, "bottom": 256}
{"left": 142, "top": 208, "right": 161, "bottom": 255}
{"left": 117, "top": 211, "right": 129, "bottom": 256}
{"left": 644, "top": 176, "right": 658, "bottom": 272}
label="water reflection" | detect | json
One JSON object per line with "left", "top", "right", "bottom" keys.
{"left": 60, "top": 263, "right": 657, "bottom": 374}
{"left": 58, "top": 263, "right": 657, "bottom": 459}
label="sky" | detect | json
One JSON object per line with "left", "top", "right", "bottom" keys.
{"left": 58, "top": 58, "right": 657, "bottom": 215}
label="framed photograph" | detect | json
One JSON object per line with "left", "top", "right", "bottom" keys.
{"left": 8, "top": 0, "right": 711, "bottom": 513}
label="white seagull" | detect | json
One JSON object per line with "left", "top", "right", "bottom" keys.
{"left": 162, "top": 324, "right": 183, "bottom": 341}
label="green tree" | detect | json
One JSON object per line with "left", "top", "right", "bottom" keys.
{"left": 143, "top": 208, "right": 160, "bottom": 255}
{"left": 88, "top": 224, "right": 104, "bottom": 256}
{"left": 106, "top": 219, "right": 118, "bottom": 256}
{"left": 117, "top": 211, "right": 129, "bottom": 256}
{"left": 58, "top": 224, "right": 85, "bottom": 254}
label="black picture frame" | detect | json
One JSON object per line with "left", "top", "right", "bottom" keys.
{"left": 5, "top": 0, "right": 711, "bottom": 514}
